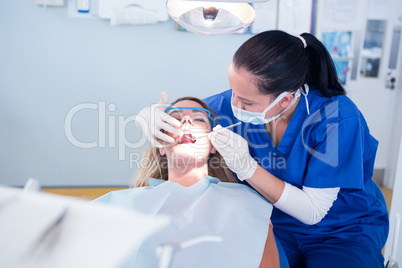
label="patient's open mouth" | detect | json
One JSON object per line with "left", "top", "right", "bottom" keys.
{"left": 177, "top": 133, "right": 196, "bottom": 144}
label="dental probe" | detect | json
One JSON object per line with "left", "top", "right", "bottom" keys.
{"left": 189, "top": 122, "right": 242, "bottom": 141}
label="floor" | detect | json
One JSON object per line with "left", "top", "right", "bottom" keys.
{"left": 41, "top": 187, "right": 127, "bottom": 200}
{"left": 380, "top": 185, "right": 393, "bottom": 213}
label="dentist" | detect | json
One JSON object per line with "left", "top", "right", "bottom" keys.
{"left": 135, "top": 30, "right": 389, "bottom": 267}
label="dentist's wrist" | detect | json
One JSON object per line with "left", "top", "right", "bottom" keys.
{"left": 236, "top": 155, "right": 258, "bottom": 181}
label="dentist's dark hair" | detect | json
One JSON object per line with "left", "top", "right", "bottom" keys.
{"left": 232, "top": 30, "right": 345, "bottom": 98}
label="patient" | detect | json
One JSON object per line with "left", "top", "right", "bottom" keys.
{"left": 94, "top": 97, "right": 282, "bottom": 268}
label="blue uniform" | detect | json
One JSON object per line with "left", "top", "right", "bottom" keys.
{"left": 204, "top": 88, "right": 389, "bottom": 267}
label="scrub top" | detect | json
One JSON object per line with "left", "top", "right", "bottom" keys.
{"left": 94, "top": 176, "right": 289, "bottom": 268}
{"left": 204, "top": 88, "right": 389, "bottom": 249}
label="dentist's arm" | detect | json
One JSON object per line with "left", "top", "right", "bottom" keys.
{"left": 209, "top": 125, "right": 339, "bottom": 225}
{"left": 249, "top": 166, "right": 339, "bottom": 225}
{"left": 134, "top": 92, "right": 181, "bottom": 148}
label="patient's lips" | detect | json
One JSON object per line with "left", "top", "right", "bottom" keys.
{"left": 177, "top": 133, "right": 196, "bottom": 144}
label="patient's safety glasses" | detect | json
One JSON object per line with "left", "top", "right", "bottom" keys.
{"left": 165, "top": 107, "right": 216, "bottom": 130}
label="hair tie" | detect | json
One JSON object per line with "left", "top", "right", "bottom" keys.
{"left": 297, "top": 36, "right": 307, "bottom": 49}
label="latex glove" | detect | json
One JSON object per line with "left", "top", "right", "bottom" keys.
{"left": 209, "top": 125, "right": 258, "bottom": 181}
{"left": 134, "top": 92, "right": 181, "bottom": 148}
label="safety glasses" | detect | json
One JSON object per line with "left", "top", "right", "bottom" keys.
{"left": 165, "top": 107, "right": 216, "bottom": 129}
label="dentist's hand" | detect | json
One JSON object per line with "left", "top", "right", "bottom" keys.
{"left": 209, "top": 125, "right": 258, "bottom": 181}
{"left": 134, "top": 92, "right": 181, "bottom": 148}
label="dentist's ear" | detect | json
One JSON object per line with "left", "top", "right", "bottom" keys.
{"left": 280, "top": 93, "right": 295, "bottom": 108}
{"left": 280, "top": 94, "right": 294, "bottom": 108}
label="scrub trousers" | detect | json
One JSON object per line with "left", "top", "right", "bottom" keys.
{"left": 274, "top": 228, "right": 385, "bottom": 268}
{"left": 274, "top": 233, "right": 290, "bottom": 268}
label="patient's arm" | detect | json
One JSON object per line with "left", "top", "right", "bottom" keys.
{"left": 259, "top": 225, "right": 280, "bottom": 268}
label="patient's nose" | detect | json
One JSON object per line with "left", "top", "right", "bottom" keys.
{"left": 181, "top": 115, "right": 193, "bottom": 128}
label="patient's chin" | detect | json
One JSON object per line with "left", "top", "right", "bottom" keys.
{"left": 167, "top": 149, "right": 210, "bottom": 165}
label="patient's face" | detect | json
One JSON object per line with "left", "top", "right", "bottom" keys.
{"left": 159, "top": 100, "right": 216, "bottom": 164}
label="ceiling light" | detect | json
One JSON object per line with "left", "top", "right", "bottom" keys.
{"left": 166, "top": 0, "right": 266, "bottom": 35}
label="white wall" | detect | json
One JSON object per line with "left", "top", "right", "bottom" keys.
{"left": 0, "top": 2, "right": 250, "bottom": 187}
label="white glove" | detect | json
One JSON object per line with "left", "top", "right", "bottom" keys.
{"left": 208, "top": 125, "right": 258, "bottom": 181}
{"left": 134, "top": 92, "right": 181, "bottom": 148}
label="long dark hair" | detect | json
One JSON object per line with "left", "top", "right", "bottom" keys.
{"left": 232, "top": 30, "right": 345, "bottom": 98}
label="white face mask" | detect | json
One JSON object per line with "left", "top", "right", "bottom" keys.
{"left": 231, "top": 87, "right": 304, "bottom": 125}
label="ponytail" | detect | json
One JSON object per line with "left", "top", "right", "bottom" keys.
{"left": 233, "top": 30, "right": 346, "bottom": 98}
{"left": 300, "top": 33, "right": 345, "bottom": 97}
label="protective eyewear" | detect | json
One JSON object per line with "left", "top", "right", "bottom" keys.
{"left": 165, "top": 107, "right": 216, "bottom": 129}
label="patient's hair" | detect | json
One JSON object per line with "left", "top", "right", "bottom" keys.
{"left": 133, "top": 96, "right": 237, "bottom": 187}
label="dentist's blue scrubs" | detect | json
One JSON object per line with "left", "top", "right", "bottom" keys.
{"left": 204, "top": 87, "right": 389, "bottom": 268}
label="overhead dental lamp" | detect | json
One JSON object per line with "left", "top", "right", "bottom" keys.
{"left": 166, "top": 0, "right": 267, "bottom": 35}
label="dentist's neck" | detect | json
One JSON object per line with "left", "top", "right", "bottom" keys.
{"left": 168, "top": 161, "right": 209, "bottom": 187}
